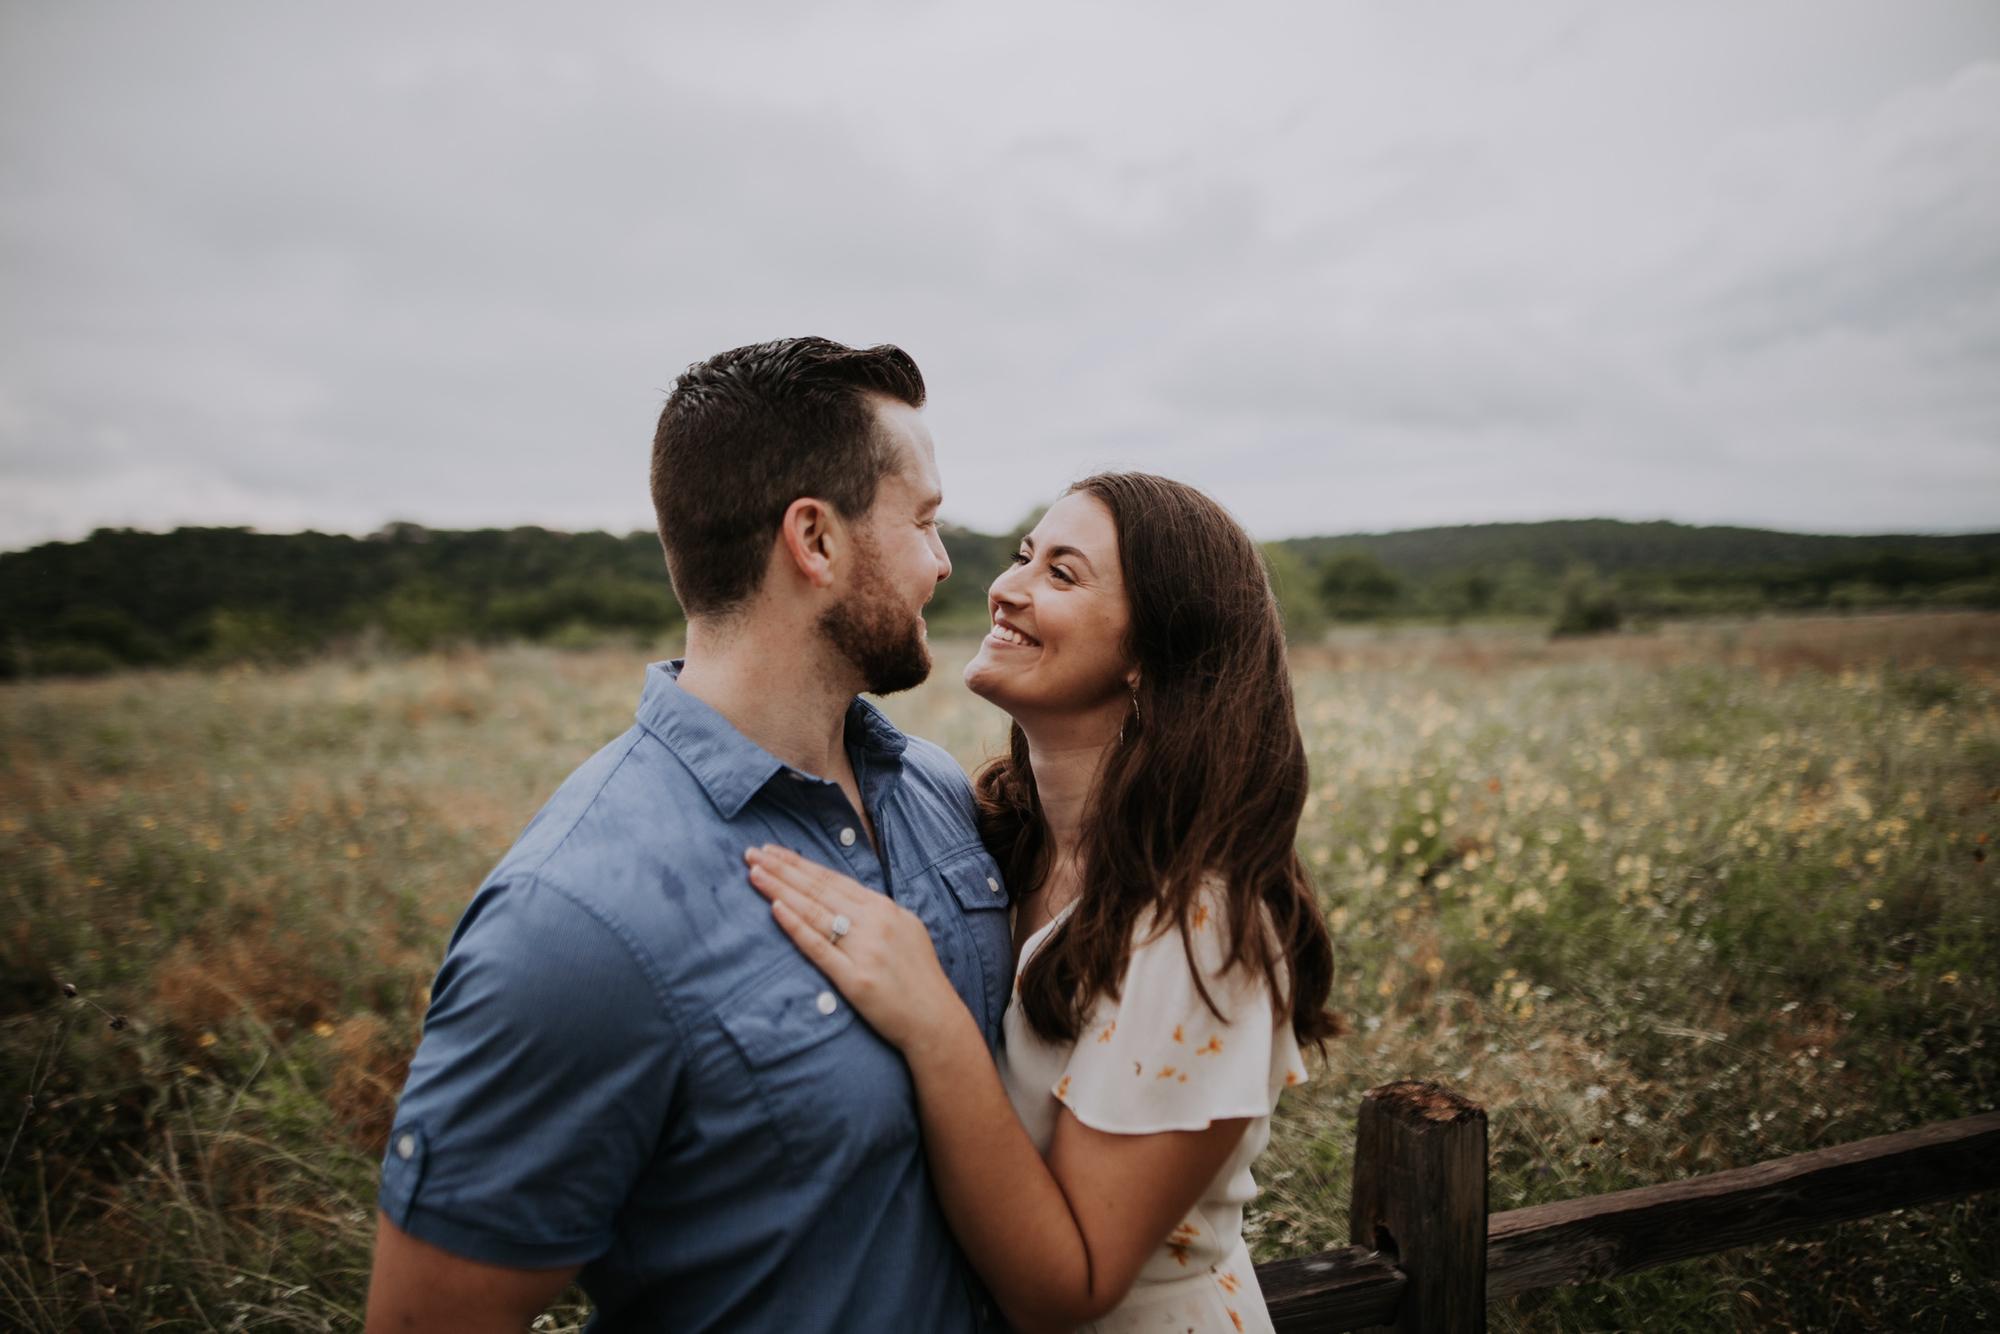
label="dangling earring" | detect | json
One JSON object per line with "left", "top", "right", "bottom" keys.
{"left": 1120, "top": 681, "right": 1141, "bottom": 745}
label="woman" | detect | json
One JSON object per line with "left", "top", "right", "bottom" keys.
{"left": 745, "top": 472, "right": 1337, "bottom": 1333}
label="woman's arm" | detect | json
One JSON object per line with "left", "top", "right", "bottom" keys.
{"left": 746, "top": 845, "right": 1248, "bottom": 1332}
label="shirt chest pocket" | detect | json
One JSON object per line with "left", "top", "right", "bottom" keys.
{"left": 925, "top": 847, "right": 1012, "bottom": 1036}
{"left": 714, "top": 954, "right": 916, "bottom": 1179}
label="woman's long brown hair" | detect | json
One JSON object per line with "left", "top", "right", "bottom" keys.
{"left": 974, "top": 472, "right": 1339, "bottom": 1049}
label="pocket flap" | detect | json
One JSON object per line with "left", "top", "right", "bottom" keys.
{"left": 717, "top": 957, "right": 857, "bottom": 1069}
{"left": 934, "top": 847, "right": 1009, "bottom": 911}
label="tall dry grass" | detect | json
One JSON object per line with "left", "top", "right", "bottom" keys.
{"left": 3, "top": 614, "right": 1996, "bottom": 1330}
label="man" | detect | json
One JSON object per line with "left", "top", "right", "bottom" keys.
{"left": 365, "top": 338, "right": 1013, "bottom": 1331}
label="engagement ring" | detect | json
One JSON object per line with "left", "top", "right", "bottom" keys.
{"left": 828, "top": 914, "right": 852, "bottom": 943}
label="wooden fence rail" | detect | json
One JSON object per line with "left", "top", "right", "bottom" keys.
{"left": 1251, "top": 1080, "right": 2000, "bottom": 1333}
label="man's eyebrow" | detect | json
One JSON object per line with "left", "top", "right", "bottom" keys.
{"left": 1018, "top": 536, "right": 1096, "bottom": 571}
{"left": 918, "top": 491, "right": 943, "bottom": 512}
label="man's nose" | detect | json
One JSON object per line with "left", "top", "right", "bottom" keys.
{"left": 931, "top": 529, "right": 952, "bottom": 583}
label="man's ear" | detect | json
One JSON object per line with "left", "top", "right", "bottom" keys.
{"left": 777, "top": 497, "right": 841, "bottom": 590}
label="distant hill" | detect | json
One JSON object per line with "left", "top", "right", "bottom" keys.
{"left": 1276, "top": 519, "right": 2000, "bottom": 580}
{"left": 3, "top": 517, "right": 1996, "bottom": 676}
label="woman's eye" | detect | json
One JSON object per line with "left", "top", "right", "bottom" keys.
{"left": 1010, "top": 552, "right": 1030, "bottom": 565}
{"left": 1050, "top": 565, "right": 1076, "bottom": 584}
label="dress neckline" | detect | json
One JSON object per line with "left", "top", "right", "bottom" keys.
{"left": 1014, "top": 898, "right": 1078, "bottom": 974}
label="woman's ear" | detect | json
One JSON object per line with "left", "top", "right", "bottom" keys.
{"left": 1125, "top": 667, "right": 1141, "bottom": 692}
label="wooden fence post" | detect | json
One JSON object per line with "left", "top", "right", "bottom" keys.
{"left": 1349, "top": 1080, "right": 1488, "bottom": 1333}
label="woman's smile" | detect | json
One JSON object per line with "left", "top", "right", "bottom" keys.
{"left": 986, "top": 614, "right": 1041, "bottom": 649}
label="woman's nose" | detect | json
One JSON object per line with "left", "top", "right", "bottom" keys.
{"left": 988, "top": 562, "right": 1027, "bottom": 606}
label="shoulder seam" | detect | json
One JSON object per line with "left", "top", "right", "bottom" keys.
{"left": 527, "top": 874, "right": 692, "bottom": 1045}
{"left": 522, "top": 729, "right": 646, "bottom": 883}
{"left": 510, "top": 731, "right": 692, "bottom": 1042}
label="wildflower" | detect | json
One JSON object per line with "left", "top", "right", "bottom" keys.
{"left": 198, "top": 1032, "right": 218, "bottom": 1048}
{"left": 312, "top": 1021, "right": 336, "bottom": 1038}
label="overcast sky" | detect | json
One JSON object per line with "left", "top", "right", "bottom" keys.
{"left": 3, "top": 1, "right": 1997, "bottom": 549}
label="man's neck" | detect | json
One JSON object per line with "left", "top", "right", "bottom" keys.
{"left": 674, "top": 614, "right": 863, "bottom": 782}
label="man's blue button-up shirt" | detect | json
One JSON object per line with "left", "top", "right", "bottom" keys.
{"left": 379, "top": 662, "right": 1013, "bottom": 1332}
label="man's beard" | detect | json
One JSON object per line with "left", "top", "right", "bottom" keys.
{"left": 817, "top": 534, "right": 932, "bottom": 696}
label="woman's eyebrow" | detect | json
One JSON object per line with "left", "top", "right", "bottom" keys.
{"left": 1019, "top": 536, "right": 1095, "bottom": 572}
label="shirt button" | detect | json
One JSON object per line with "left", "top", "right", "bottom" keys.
{"left": 987, "top": 877, "right": 1001, "bottom": 894}
{"left": 839, "top": 827, "right": 857, "bottom": 847}
{"left": 816, "top": 990, "right": 838, "bottom": 1016}
{"left": 396, "top": 1133, "right": 416, "bottom": 1161}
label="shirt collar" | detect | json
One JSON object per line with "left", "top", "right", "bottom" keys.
{"left": 635, "top": 660, "right": 908, "bottom": 818}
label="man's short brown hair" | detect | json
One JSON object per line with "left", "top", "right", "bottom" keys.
{"left": 650, "top": 337, "right": 927, "bottom": 616}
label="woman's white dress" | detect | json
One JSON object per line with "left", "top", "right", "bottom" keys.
{"left": 1000, "top": 891, "right": 1309, "bottom": 1333}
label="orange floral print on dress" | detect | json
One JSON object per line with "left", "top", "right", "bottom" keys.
{"left": 1096, "top": 1020, "right": 1117, "bottom": 1043}
{"left": 1285, "top": 1070, "right": 1302, "bottom": 1086}
{"left": 1216, "top": 1271, "right": 1240, "bottom": 1294}
{"left": 1168, "top": 1223, "right": 1200, "bottom": 1245}
{"left": 1155, "top": 1065, "right": 1178, "bottom": 1080}
{"left": 1055, "top": 1075, "right": 1071, "bottom": 1101}
{"left": 1195, "top": 1035, "right": 1224, "bottom": 1055}
{"left": 1228, "top": 1308, "right": 1244, "bottom": 1331}
{"left": 1192, "top": 903, "right": 1210, "bottom": 930}
{"left": 1172, "top": 1024, "right": 1184, "bottom": 1043}
{"left": 1167, "top": 1243, "right": 1191, "bottom": 1267}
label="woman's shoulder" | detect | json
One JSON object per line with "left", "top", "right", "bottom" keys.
{"left": 1130, "top": 874, "right": 1270, "bottom": 950}
{"left": 1058, "top": 874, "right": 1309, "bottom": 1133}
{"left": 1123, "top": 875, "right": 1280, "bottom": 1010}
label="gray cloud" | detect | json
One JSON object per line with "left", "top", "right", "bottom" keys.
{"left": 2, "top": 0, "right": 1997, "bottom": 548}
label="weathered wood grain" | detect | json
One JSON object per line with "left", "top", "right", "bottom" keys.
{"left": 1259, "top": 1245, "right": 1406, "bottom": 1333}
{"left": 1348, "top": 1080, "right": 1488, "bottom": 1332}
{"left": 1485, "top": 1110, "right": 2000, "bottom": 1297}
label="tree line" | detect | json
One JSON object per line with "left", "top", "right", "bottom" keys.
{"left": 4, "top": 519, "right": 1997, "bottom": 677}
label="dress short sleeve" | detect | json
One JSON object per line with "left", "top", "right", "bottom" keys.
{"left": 1053, "top": 890, "right": 1309, "bottom": 1135}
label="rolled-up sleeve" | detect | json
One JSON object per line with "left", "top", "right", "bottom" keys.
{"left": 379, "top": 876, "right": 682, "bottom": 1268}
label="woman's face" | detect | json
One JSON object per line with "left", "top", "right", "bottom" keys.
{"left": 963, "top": 491, "right": 1136, "bottom": 732}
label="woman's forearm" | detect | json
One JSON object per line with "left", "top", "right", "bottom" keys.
{"left": 902, "top": 1010, "right": 1106, "bottom": 1332}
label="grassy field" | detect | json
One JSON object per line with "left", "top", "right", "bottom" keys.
{"left": 4, "top": 612, "right": 1996, "bottom": 1331}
